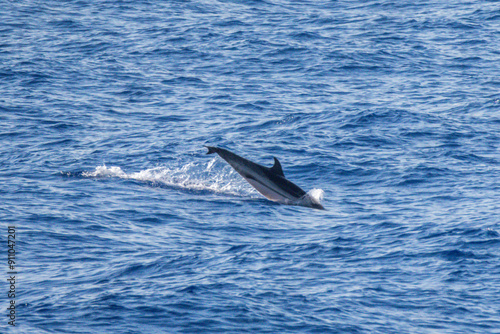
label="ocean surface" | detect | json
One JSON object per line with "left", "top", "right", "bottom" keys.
{"left": 2, "top": 0, "right": 500, "bottom": 333}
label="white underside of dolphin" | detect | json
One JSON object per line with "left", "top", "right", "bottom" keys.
{"left": 205, "top": 146, "right": 325, "bottom": 210}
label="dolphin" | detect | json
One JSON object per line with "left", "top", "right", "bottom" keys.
{"left": 205, "top": 146, "right": 324, "bottom": 210}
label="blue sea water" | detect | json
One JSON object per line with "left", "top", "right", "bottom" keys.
{"left": 2, "top": 0, "right": 500, "bottom": 333}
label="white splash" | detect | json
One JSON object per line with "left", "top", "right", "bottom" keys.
{"left": 307, "top": 188, "right": 325, "bottom": 202}
{"left": 82, "top": 165, "right": 128, "bottom": 178}
{"left": 81, "top": 160, "right": 258, "bottom": 197}
{"left": 297, "top": 188, "right": 325, "bottom": 208}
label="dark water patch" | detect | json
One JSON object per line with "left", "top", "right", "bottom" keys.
{"left": 434, "top": 249, "right": 490, "bottom": 262}
{"left": 162, "top": 76, "right": 207, "bottom": 85}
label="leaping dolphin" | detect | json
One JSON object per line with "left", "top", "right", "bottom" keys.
{"left": 205, "top": 146, "right": 324, "bottom": 210}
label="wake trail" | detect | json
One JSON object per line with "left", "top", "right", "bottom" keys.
{"left": 79, "top": 158, "right": 259, "bottom": 198}
{"left": 72, "top": 159, "right": 325, "bottom": 207}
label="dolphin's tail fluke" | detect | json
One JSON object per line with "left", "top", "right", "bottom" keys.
{"left": 205, "top": 146, "right": 218, "bottom": 155}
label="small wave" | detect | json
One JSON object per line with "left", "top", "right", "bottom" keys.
{"left": 81, "top": 160, "right": 257, "bottom": 198}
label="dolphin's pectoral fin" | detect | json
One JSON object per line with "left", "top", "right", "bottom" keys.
{"left": 270, "top": 157, "right": 285, "bottom": 177}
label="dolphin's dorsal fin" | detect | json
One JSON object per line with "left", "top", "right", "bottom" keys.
{"left": 271, "top": 157, "right": 285, "bottom": 177}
